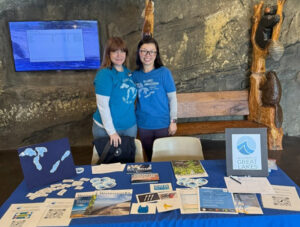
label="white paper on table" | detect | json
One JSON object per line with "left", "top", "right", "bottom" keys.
{"left": 0, "top": 203, "right": 46, "bottom": 227}
{"left": 261, "top": 185, "right": 300, "bottom": 211}
{"left": 37, "top": 198, "right": 74, "bottom": 226}
{"left": 176, "top": 188, "right": 200, "bottom": 214}
{"left": 92, "top": 163, "right": 126, "bottom": 174}
{"left": 224, "top": 177, "right": 275, "bottom": 194}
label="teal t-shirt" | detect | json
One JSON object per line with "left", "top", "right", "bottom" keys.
{"left": 132, "top": 66, "right": 176, "bottom": 129}
{"left": 93, "top": 67, "right": 137, "bottom": 130}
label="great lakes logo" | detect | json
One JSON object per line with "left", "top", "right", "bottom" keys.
{"left": 237, "top": 136, "right": 256, "bottom": 155}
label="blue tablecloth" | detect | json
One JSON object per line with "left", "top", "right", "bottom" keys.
{"left": 1, "top": 160, "right": 299, "bottom": 227}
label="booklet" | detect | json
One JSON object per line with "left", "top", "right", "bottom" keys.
{"left": 131, "top": 173, "right": 159, "bottom": 184}
{"left": 199, "top": 188, "right": 237, "bottom": 214}
{"left": 261, "top": 185, "right": 300, "bottom": 211}
{"left": 171, "top": 160, "right": 208, "bottom": 179}
{"left": 70, "top": 190, "right": 133, "bottom": 218}
{"left": 233, "top": 193, "right": 263, "bottom": 214}
{"left": 126, "top": 164, "right": 152, "bottom": 174}
{"left": 0, "top": 203, "right": 46, "bottom": 227}
{"left": 177, "top": 188, "right": 200, "bottom": 214}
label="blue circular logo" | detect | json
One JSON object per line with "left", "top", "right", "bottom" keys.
{"left": 237, "top": 136, "right": 256, "bottom": 155}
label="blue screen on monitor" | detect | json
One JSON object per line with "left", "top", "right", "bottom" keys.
{"left": 9, "top": 20, "right": 101, "bottom": 71}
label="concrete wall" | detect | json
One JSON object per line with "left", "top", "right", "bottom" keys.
{"left": 0, "top": 0, "right": 299, "bottom": 150}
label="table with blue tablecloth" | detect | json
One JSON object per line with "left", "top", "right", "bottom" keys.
{"left": 1, "top": 160, "right": 299, "bottom": 227}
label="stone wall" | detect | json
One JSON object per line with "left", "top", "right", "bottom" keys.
{"left": 0, "top": 0, "right": 299, "bottom": 150}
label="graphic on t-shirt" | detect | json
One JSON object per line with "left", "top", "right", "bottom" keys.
{"left": 136, "top": 79, "right": 159, "bottom": 98}
{"left": 120, "top": 78, "right": 137, "bottom": 104}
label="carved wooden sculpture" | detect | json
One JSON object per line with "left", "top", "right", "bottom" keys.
{"left": 142, "top": 0, "right": 154, "bottom": 38}
{"left": 248, "top": 0, "right": 286, "bottom": 150}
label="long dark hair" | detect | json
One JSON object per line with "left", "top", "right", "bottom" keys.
{"left": 101, "top": 37, "right": 128, "bottom": 69}
{"left": 136, "top": 36, "right": 164, "bottom": 70}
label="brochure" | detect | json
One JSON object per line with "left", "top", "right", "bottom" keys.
{"left": 233, "top": 193, "right": 263, "bottom": 214}
{"left": 261, "top": 185, "right": 300, "bottom": 211}
{"left": 131, "top": 173, "right": 159, "bottom": 184}
{"left": 171, "top": 160, "right": 208, "bottom": 178}
{"left": 70, "top": 190, "right": 133, "bottom": 218}
{"left": 177, "top": 188, "right": 200, "bottom": 214}
{"left": 0, "top": 203, "right": 46, "bottom": 227}
{"left": 199, "top": 187, "right": 237, "bottom": 214}
{"left": 126, "top": 164, "right": 152, "bottom": 174}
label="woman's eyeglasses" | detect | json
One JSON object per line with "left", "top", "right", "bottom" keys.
{"left": 139, "top": 49, "right": 157, "bottom": 56}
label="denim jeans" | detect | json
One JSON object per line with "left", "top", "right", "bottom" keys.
{"left": 92, "top": 121, "right": 137, "bottom": 140}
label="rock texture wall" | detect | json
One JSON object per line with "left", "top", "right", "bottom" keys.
{"left": 0, "top": 0, "right": 299, "bottom": 150}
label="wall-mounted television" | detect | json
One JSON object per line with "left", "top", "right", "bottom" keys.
{"left": 9, "top": 20, "right": 101, "bottom": 71}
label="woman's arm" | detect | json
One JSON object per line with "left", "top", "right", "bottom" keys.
{"left": 96, "top": 94, "right": 121, "bottom": 147}
{"left": 167, "top": 91, "right": 177, "bottom": 135}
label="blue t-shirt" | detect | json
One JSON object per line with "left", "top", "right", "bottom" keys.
{"left": 132, "top": 66, "right": 176, "bottom": 129}
{"left": 93, "top": 67, "right": 137, "bottom": 130}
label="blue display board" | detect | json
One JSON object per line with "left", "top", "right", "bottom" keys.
{"left": 18, "top": 138, "right": 76, "bottom": 189}
{"left": 9, "top": 20, "right": 100, "bottom": 71}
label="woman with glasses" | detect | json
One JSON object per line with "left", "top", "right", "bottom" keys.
{"left": 133, "top": 36, "right": 177, "bottom": 161}
{"left": 92, "top": 37, "right": 137, "bottom": 147}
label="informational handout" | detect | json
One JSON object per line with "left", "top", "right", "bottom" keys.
{"left": 38, "top": 198, "right": 74, "bottom": 226}
{"left": 261, "top": 185, "right": 300, "bottom": 211}
{"left": 177, "top": 188, "right": 200, "bottom": 214}
{"left": 0, "top": 203, "right": 46, "bottom": 227}
{"left": 224, "top": 177, "right": 275, "bottom": 194}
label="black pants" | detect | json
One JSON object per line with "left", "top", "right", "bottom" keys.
{"left": 138, "top": 127, "right": 169, "bottom": 161}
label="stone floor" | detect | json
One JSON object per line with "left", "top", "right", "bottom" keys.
{"left": 0, "top": 135, "right": 299, "bottom": 206}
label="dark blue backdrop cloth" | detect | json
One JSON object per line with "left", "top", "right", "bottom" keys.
{"left": 1, "top": 160, "right": 299, "bottom": 227}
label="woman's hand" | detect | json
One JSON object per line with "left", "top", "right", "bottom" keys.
{"left": 110, "top": 133, "right": 121, "bottom": 147}
{"left": 168, "top": 123, "right": 177, "bottom": 135}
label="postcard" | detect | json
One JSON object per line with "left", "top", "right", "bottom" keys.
{"left": 158, "top": 191, "right": 178, "bottom": 200}
{"left": 171, "top": 160, "right": 208, "bottom": 178}
{"left": 177, "top": 188, "right": 200, "bottom": 214}
{"left": 233, "top": 193, "right": 263, "bottom": 214}
{"left": 199, "top": 188, "right": 237, "bottom": 214}
{"left": 150, "top": 183, "right": 173, "bottom": 192}
{"left": 126, "top": 164, "right": 152, "bottom": 174}
{"left": 130, "top": 203, "right": 156, "bottom": 214}
{"left": 261, "top": 185, "right": 300, "bottom": 211}
{"left": 0, "top": 203, "right": 46, "bottom": 227}
{"left": 131, "top": 173, "right": 159, "bottom": 184}
{"left": 38, "top": 198, "right": 74, "bottom": 226}
{"left": 70, "top": 190, "right": 133, "bottom": 218}
{"left": 136, "top": 192, "right": 160, "bottom": 203}
{"left": 156, "top": 198, "right": 181, "bottom": 213}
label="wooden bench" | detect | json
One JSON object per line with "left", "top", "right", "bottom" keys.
{"left": 175, "top": 90, "right": 266, "bottom": 138}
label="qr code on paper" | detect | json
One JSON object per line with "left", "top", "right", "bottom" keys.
{"left": 10, "top": 220, "right": 26, "bottom": 227}
{"left": 272, "top": 196, "right": 291, "bottom": 206}
{"left": 44, "top": 208, "right": 66, "bottom": 219}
